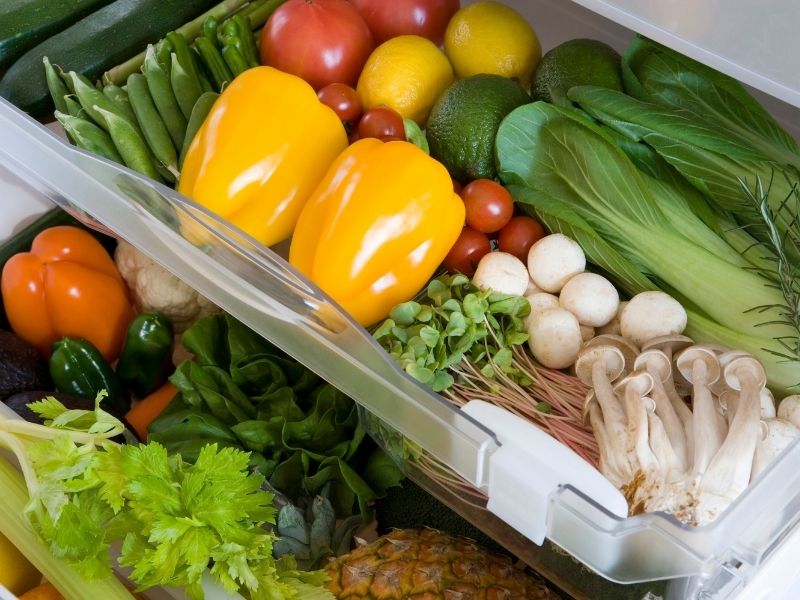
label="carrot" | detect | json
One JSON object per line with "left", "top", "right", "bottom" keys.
{"left": 125, "top": 381, "right": 178, "bottom": 440}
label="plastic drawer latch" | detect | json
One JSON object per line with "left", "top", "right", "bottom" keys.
{"left": 462, "top": 400, "right": 628, "bottom": 545}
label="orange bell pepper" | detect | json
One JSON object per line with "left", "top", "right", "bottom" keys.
{"left": 178, "top": 66, "right": 348, "bottom": 247}
{"left": 289, "top": 138, "right": 465, "bottom": 326}
{"left": 1, "top": 226, "right": 134, "bottom": 360}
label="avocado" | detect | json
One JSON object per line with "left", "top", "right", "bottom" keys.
{"left": 426, "top": 74, "right": 530, "bottom": 183}
{"left": 531, "top": 38, "right": 623, "bottom": 106}
{"left": 0, "top": 330, "right": 52, "bottom": 401}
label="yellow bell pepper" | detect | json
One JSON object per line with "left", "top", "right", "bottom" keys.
{"left": 179, "top": 66, "right": 348, "bottom": 246}
{"left": 289, "top": 138, "right": 465, "bottom": 326}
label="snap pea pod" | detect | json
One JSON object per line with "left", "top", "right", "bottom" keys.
{"left": 67, "top": 71, "right": 130, "bottom": 132}
{"left": 63, "top": 95, "right": 85, "bottom": 118}
{"left": 180, "top": 91, "right": 218, "bottom": 167}
{"left": 195, "top": 53, "right": 215, "bottom": 93}
{"left": 143, "top": 45, "right": 186, "bottom": 148}
{"left": 94, "top": 106, "right": 163, "bottom": 182}
{"left": 156, "top": 37, "right": 174, "bottom": 72}
{"left": 170, "top": 51, "right": 203, "bottom": 119}
{"left": 126, "top": 73, "right": 178, "bottom": 176}
{"left": 194, "top": 37, "right": 231, "bottom": 90}
{"left": 43, "top": 57, "right": 69, "bottom": 114}
{"left": 231, "top": 14, "right": 259, "bottom": 67}
{"left": 54, "top": 111, "right": 123, "bottom": 163}
{"left": 167, "top": 32, "right": 204, "bottom": 116}
{"left": 102, "top": 84, "right": 137, "bottom": 126}
{"left": 221, "top": 45, "right": 250, "bottom": 77}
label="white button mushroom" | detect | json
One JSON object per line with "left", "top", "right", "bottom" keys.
{"left": 527, "top": 307, "right": 583, "bottom": 369}
{"left": 471, "top": 252, "right": 529, "bottom": 297}
{"left": 526, "top": 233, "right": 586, "bottom": 293}
{"left": 620, "top": 291, "right": 687, "bottom": 347}
{"left": 558, "top": 272, "right": 619, "bottom": 327}
{"left": 597, "top": 300, "right": 627, "bottom": 336}
{"left": 523, "top": 292, "right": 560, "bottom": 329}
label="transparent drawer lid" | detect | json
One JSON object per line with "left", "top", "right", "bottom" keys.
{"left": 568, "top": 0, "right": 800, "bottom": 109}
{"left": 4, "top": 98, "right": 800, "bottom": 588}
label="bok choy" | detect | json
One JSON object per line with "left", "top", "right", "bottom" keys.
{"left": 495, "top": 102, "right": 799, "bottom": 394}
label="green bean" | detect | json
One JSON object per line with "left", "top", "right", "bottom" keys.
{"left": 170, "top": 52, "right": 203, "bottom": 120}
{"left": 55, "top": 111, "right": 123, "bottom": 164}
{"left": 194, "top": 37, "right": 232, "bottom": 90}
{"left": 180, "top": 92, "right": 219, "bottom": 168}
{"left": 231, "top": 14, "right": 259, "bottom": 66}
{"left": 67, "top": 71, "right": 130, "bottom": 132}
{"left": 221, "top": 45, "right": 250, "bottom": 77}
{"left": 143, "top": 45, "right": 186, "bottom": 148}
{"left": 43, "top": 57, "right": 69, "bottom": 114}
{"left": 63, "top": 95, "right": 85, "bottom": 118}
{"left": 126, "top": 73, "right": 179, "bottom": 177}
{"left": 102, "top": 84, "right": 137, "bottom": 125}
{"left": 202, "top": 17, "right": 220, "bottom": 48}
{"left": 94, "top": 106, "right": 163, "bottom": 182}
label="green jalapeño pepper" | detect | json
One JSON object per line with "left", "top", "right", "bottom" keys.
{"left": 49, "top": 337, "right": 128, "bottom": 412}
{"left": 116, "top": 313, "right": 174, "bottom": 398}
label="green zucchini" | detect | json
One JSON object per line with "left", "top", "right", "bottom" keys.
{"left": 0, "top": 0, "right": 113, "bottom": 74}
{"left": 0, "top": 0, "right": 219, "bottom": 117}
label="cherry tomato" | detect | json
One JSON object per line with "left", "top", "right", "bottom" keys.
{"left": 357, "top": 107, "right": 405, "bottom": 141}
{"left": 318, "top": 83, "right": 363, "bottom": 123}
{"left": 260, "top": 0, "right": 374, "bottom": 90}
{"left": 498, "top": 216, "right": 546, "bottom": 261}
{"left": 460, "top": 179, "right": 514, "bottom": 233}
{"left": 349, "top": 0, "right": 460, "bottom": 45}
{"left": 442, "top": 226, "right": 491, "bottom": 276}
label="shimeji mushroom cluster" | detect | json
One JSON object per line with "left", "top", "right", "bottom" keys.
{"left": 471, "top": 232, "right": 800, "bottom": 525}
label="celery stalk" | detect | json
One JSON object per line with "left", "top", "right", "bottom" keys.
{"left": 0, "top": 456, "right": 134, "bottom": 600}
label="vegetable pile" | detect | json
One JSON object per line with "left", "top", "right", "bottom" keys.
{"left": 4, "top": 0, "right": 800, "bottom": 597}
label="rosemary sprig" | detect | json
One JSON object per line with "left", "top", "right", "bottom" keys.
{"left": 739, "top": 174, "right": 800, "bottom": 361}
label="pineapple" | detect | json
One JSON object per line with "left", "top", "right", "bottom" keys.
{"left": 325, "top": 529, "right": 554, "bottom": 599}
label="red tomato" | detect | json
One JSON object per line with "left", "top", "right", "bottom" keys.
{"left": 318, "top": 83, "right": 363, "bottom": 123}
{"left": 498, "top": 216, "right": 546, "bottom": 261}
{"left": 357, "top": 107, "right": 405, "bottom": 140}
{"left": 460, "top": 179, "right": 514, "bottom": 233}
{"left": 442, "top": 227, "right": 491, "bottom": 276}
{"left": 349, "top": 0, "right": 460, "bottom": 45}
{"left": 260, "top": 0, "right": 374, "bottom": 90}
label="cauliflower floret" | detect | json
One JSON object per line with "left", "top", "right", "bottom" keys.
{"left": 115, "top": 240, "right": 219, "bottom": 332}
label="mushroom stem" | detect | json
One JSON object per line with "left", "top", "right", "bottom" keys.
{"left": 690, "top": 357, "right": 727, "bottom": 474}
{"left": 588, "top": 402, "right": 627, "bottom": 488}
{"left": 647, "top": 409, "right": 682, "bottom": 477}
{"left": 649, "top": 378, "right": 688, "bottom": 471}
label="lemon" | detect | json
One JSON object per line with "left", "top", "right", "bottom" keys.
{"left": 357, "top": 35, "right": 454, "bottom": 125}
{"left": 0, "top": 532, "right": 40, "bottom": 595}
{"left": 444, "top": 1, "right": 541, "bottom": 89}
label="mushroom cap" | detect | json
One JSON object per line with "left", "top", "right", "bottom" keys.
{"left": 760, "top": 389, "right": 777, "bottom": 420}
{"left": 724, "top": 355, "right": 767, "bottom": 391}
{"left": 574, "top": 344, "right": 626, "bottom": 386}
{"left": 634, "top": 349, "right": 673, "bottom": 383}
{"left": 526, "top": 233, "right": 586, "bottom": 293}
{"left": 620, "top": 291, "right": 688, "bottom": 347}
{"left": 641, "top": 333, "right": 694, "bottom": 356}
{"left": 527, "top": 307, "right": 583, "bottom": 370}
{"left": 675, "top": 345, "right": 721, "bottom": 385}
{"left": 472, "top": 251, "right": 529, "bottom": 297}
{"left": 710, "top": 350, "right": 753, "bottom": 395}
{"left": 523, "top": 292, "right": 559, "bottom": 329}
{"left": 558, "top": 272, "right": 620, "bottom": 327}
{"left": 584, "top": 334, "right": 639, "bottom": 369}
{"left": 613, "top": 369, "right": 655, "bottom": 399}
